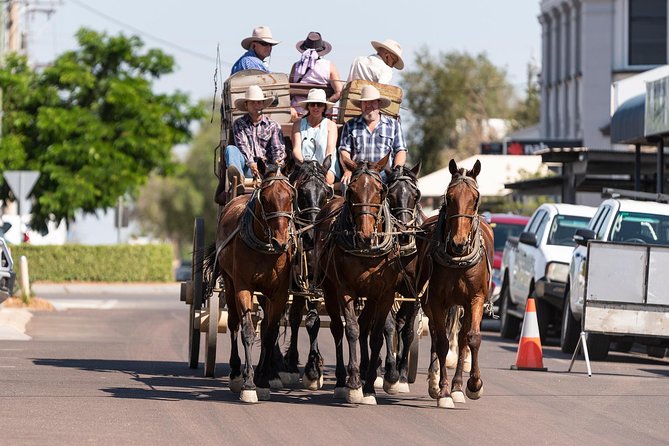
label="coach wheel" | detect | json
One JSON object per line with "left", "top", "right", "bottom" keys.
{"left": 204, "top": 293, "right": 219, "bottom": 377}
{"left": 407, "top": 311, "right": 421, "bottom": 384}
{"left": 188, "top": 217, "right": 205, "bottom": 369}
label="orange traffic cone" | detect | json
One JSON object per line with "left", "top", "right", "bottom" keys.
{"left": 511, "top": 298, "right": 547, "bottom": 371}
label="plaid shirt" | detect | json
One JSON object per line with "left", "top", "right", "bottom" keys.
{"left": 339, "top": 114, "right": 407, "bottom": 163}
{"left": 233, "top": 114, "right": 286, "bottom": 166}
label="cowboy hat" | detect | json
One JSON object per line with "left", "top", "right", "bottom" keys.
{"left": 297, "top": 88, "right": 335, "bottom": 108}
{"left": 371, "top": 39, "right": 404, "bottom": 70}
{"left": 351, "top": 85, "right": 392, "bottom": 108}
{"left": 296, "top": 31, "right": 332, "bottom": 56}
{"left": 241, "top": 26, "right": 280, "bottom": 50}
{"left": 234, "top": 85, "right": 274, "bottom": 111}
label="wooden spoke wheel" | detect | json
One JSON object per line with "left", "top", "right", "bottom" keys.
{"left": 407, "top": 310, "right": 421, "bottom": 384}
{"left": 204, "top": 293, "right": 220, "bottom": 377}
{"left": 188, "top": 217, "right": 205, "bottom": 369}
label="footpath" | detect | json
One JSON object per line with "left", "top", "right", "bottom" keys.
{"left": 0, "top": 282, "right": 181, "bottom": 340}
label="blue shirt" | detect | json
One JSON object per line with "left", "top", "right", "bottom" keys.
{"left": 339, "top": 114, "right": 407, "bottom": 164}
{"left": 231, "top": 49, "right": 269, "bottom": 75}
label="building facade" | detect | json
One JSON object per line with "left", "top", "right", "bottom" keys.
{"left": 540, "top": 0, "right": 668, "bottom": 150}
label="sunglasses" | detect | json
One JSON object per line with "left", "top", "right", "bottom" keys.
{"left": 307, "top": 103, "right": 326, "bottom": 108}
{"left": 256, "top": 41, "right": 272, "bottom": 47}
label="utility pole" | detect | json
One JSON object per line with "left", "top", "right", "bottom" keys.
{"left": 7, "top": 0, "right": 20, "bottom": 53}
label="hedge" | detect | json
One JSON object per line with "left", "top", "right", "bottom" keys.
{"left": 9, "top": 244, "right": 174, "bottom": 282}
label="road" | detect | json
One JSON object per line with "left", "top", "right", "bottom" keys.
{"left": 1, "top": 284, "right": 668, "bottom": 445}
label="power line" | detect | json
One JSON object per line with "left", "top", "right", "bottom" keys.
{"left": 68, "top": 0, "right": 229, "bottom": 66}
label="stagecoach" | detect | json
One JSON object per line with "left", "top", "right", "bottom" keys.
{"left": 178, "top": 69, "right": 425, "bottom": 391}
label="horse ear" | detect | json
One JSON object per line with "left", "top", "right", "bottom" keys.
{"left": 322, "top": 154, "right": 332, "bottom": 172}
{"left": 411, "top": 161, "right": 422, "bottom": 177}
{"left": 341, "top": 154, "right": 357, "bottom": 172}
{"left": 374, "top": 153, "right": 391, "bottom": 172}
{"left": 468, "top": 159, "right": 481, "bottom": 179}
{"left": 257, "top": 158, "right": 267, "bottom": 176}
{"left": 285, "top": 157, "right": 296, "bottom": 175}
{"left": 448, "top": 159, "right": 458, "bottom": 175}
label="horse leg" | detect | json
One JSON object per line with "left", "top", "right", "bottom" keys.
{"left": 236, "top": 288, "right": 258, "bottom": 403}
{"left": 357, "top": 301, "right": 373, "bottom": 381}
{"left": 465, "top": 297, "right": 485, "bottom": 400}
{"left": 396, "top": 300, "right": 420, "bottom": 393}
{"left": 343, "top": 294, "right": 363, "bottom": 404}
{"left": 433, "top": 303, "right": 454, "bottom": 409}
{"left": 445, "top": 305, "right": 460, "bottom": 369}
{"left": 323, "top": 283, "right": 346, "bottom": 399}
{"left": 282, "top": 294, "right": 304, "bottom": 386}
{"left": 423, "top": 304, "right": 441, "bottom": 399}
{"left": 382, "top": 309, "right": 400, "bottom": 394}
{"left": 256, "top": 296, "right": 288, "bottom": 401}
{"left": 224, "top": 276, "right": 243, "bottom": 394}
{"left": 302, "top": 299, "right": 323, "bottom": 390}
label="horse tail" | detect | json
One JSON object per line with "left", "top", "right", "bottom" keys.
{"left": 202, "top": 242, "right": 219, "bottom": 296}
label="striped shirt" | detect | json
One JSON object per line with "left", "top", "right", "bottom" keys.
{"left": 233, "top": 114, "right": 286, "bottom": 166}
{"left": 339, "top": 114, "right": 407, "bottom": 163}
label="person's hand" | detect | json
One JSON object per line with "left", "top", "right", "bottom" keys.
{"left": 249, "top": 163, "right": 260, "bottom": 179}
{"left": 341, "top": 171, "right": 352, "bottom": 185}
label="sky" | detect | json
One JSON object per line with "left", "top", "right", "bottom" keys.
{"left": 25, "top": 0, "right": 542, "bottom": 102}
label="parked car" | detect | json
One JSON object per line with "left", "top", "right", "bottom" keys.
{"left": 499, "top": 203, "right": 596, "bottom": 341}
{"left": 0, "top": 228, "right": 16, "bottom": 303}
{"left": 175, "top": 259, "right": 192, "bottom": 282}
{"left": 562, "top": 194, "right": 669, "bottom": 360}
{"left": 485, "top": 213, "right": 530, "bottom": 313}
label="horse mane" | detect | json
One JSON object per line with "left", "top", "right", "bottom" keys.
{"left": 387, "top": 165, "right": 418, "bottom": 184}
{"left": 289, "top": 159, "right": 326, "bottom": 183}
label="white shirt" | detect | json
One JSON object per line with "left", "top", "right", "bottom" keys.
{"left": 347, "top": 53, "right": 393, "bottom": 84}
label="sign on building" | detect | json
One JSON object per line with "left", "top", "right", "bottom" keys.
{"left": 645, "top": 75, "right": 669, "bottom": 137}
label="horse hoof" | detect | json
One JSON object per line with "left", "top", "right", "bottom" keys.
{"left": 383, "top": 380, "right": 400, "bottom": 395}
{"left": 427, "top": 371, "right": 440, "bottom": 399}
{"left": 269, "top": 378, "right": 283, "bottom": 390}
{"left": 451, "top": 390, "right": 466, "bottom": 404}
{"left": 279, "top": 372, "right": 300, "bottom": 387}
{"left": 397, "top": 382, "right": 411, "bottom": 394}
{"left": 428, "top": 386, "right": 440, "bottom": 400}
{"left": 346, "top": 387, "right": 364, "bottom": 404}
{"left": 229, "top": 376, "right": 243, "bottom": 394}
{"left": 360, "top": 394, "right": 377, "bottom": 405}
{"left": 240, "top": 389, "right": 258, "bottom": 403}
{"left": 303, "top": 374, "right": 323, "bottom": 391}
{"left": 466, "top": 384, "right": 483, "bottom": 400}
{"left": 446, "top": 350, "right": 458, "bottom": 369}
{"left": 333, "top": 387, "right": 348, "bottom": 400}
{"left": 373, "top": 376, "right": 383, "bottom": 389}
{"left": 437, "top": 397, "right": 455, "bottom": 409}
{"left": 256, "top": 387, "right": 271, "bottom": 401}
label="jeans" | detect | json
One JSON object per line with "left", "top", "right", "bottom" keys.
{"left": 224, "top": 145, "right": 255, "bottom": 178}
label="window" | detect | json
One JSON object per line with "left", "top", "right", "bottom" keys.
{"left": 547, "top": 214, "right": 592, "bottom": 246}
{"left": 629, "top": 0, "right": 667, "bottom": 65}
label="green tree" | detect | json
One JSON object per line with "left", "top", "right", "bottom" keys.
{"left": 0, "top": 28, "right": 204, "bottom": 233}
{"left": 401, "top": 49, "right": 517, "bottom": 173}
{"left": 512, "top": 60, "right": 541, "bottom": 129}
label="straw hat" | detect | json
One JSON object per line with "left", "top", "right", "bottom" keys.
{"left": 371, "top": 39, "right": 404, "bottom": 70}
{"left": 297, "top": 88, "right": 335, "bottom": 108}
{"left": 234, "top": 85, "right": 274, "bottom": 111}
{"left": 241, "top": 26, "right": 280, "bottom": 50}
{"left": 351, "top": 85, "right": 392, "bottom": 108}
{"left": 296, "top": 32, "right": 332, "bottom": 56}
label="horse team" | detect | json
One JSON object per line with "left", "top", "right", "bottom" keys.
{"left": 204, "top": 156, "right": 493, "bottom": 408}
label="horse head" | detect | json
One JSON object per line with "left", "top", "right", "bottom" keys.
{"left": 290, "top": 156, "right": 334, "bottom": 249}
{"left": 256, "top": 160, "right": 296, "bottom": 252}
{"left": 444, "top": 158, "right": 481, "bottom": 256}
{"left": 341, "top": 153, "right": 390, "bottom": 247}
{"left": 387, "top": 162, "right": 422, "bottom": 246}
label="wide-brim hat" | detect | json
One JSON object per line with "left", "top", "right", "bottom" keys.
{"left": 296, "top": 31, "right": 332, "bottom": 56}
{"left": 234, "top": 85, "right": 274, "bottom": 111}
{"left": 351, "top": 85, "right": 392, "bottom": 108}
{"left": 297, "top": 88, "right": 335, "bottom": 107}
{"left": 241, "top": 25, "right": 280, "bottom": 50}
{"left": 371, "top": 39, "right": 404, "bottom": 70}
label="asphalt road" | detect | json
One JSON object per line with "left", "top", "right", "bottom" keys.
{"left": 1, "top": 285, "right": 668, "bottom": 445}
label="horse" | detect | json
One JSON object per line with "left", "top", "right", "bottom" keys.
{"left": 358, "top": 163, "right": 425, "bottom": 394}
{"left": 417, "top": 159, "right": 493, "bottom": 409}
{"left": 204, "top": 161, "right": 296, "bottom": 403}
{"left": 309, "top": 153, "right": 414, "bottom": 404}
{"left": 281, "top": 156, "right": 334, "bottom": 388}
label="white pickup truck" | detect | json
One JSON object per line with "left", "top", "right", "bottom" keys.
{"left": 498, "top": 203, "right": 596, "bottom": 341}
{"left": 0, "top": 222, "right": 16, "bottom": 303}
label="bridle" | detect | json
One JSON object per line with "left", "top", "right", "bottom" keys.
{"left": 387, "top": 166, "right": 421, "bottom": 228}
{"left": 250, "top": 171, "right": 297, "bottom": 251}
{"left": 346, "top": 164, "right": 387, "bottom": 226}
{"left": 443, "top": 175, "right": 481, "bottom": 252}
{"left": 292, "top": 165, "right": 334, "bottom": 228}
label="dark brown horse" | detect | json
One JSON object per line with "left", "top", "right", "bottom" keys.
{"left": 418, "top": 159, "right": 493, "bottom": 409}
{"left": 310, "top": 153, "right": 411, "bottom": 404}
{"left": 205, "top": 161, "right": 296, "bottom": 403}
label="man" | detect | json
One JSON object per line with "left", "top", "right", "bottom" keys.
{"left": 347, "top": 39, "right": 404, "bottom": 85}
{"left": 214, "top": 85, "right": 286, "bottom": 205}
{"left": 339, "top": 85, "right": 406, "bottom": 185}
{"left": 230, "top": 26, "right": 280, "bottom": 75}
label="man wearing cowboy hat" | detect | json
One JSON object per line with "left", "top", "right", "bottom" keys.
{"left": 338, "top": 85, "right": 406, "bottom": 185}
{"left": 231, "top": 25, "right": 280, "bottom": 75}
{"left": 347, "top": 39, "right": 404, "bottom": 84}
{"left": 214, "top": 85, "right": 285, "bottom": 204}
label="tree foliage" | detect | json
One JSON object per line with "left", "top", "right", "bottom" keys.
{"left": 401, "top": 48, "right": 517, "bottom": 173}
{"left": 0, "top": 28, "right": 204, "bottom": 232}
{"left": 512, "top": 61, "right": 541, "bottom": 129}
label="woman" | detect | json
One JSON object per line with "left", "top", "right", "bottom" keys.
{"left": 290, "top": 31, "right": 342, "bottom": 119}
{"left": 291, "top": 88, "right": 339, "bottom": 184}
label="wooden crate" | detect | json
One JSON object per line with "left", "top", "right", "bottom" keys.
{"left": 336, "top": 79, "right": 403, "bottom": 124}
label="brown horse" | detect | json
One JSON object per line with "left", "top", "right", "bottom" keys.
{"left": 418, "top": 159, "right": 493, "bottom": 409}
{"left": 205, "top": 161, "right": 296, "bottom": 403}
{"left": 310, "top": 153, "right": 412, "bottom": 404}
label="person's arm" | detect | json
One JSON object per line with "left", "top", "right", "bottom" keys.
{"left": 391, "top": 119, "right": 407, "bottom": 167}
{"left": 233, "top": 119, "right": 252, "bottom": 166}
{"left": 325, "top": 119, "right": 338, "bottom": 184}
{"left": 291, "top": 120, "right": 304, "bottom": 162}
{"left": 339, "top": 150, "right": 353, "bottom": 185}
{"left": 329, "top": 63, "right": 342, "bottom": 103}
{"left": 268, "top": 121, "right": 286, "bottom": 166}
